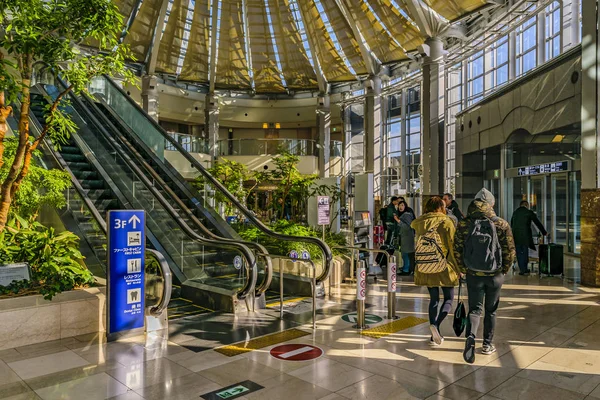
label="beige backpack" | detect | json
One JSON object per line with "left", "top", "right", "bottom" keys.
{"left": 415, "top": 220, "right": 448, "bottom": 274}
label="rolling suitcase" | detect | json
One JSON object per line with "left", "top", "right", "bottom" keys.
{"left": 539, "top": 243, "right": 564, "bottom": 276}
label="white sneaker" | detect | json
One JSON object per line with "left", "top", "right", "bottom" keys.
{"left": 429, "top": 336, "right": 444, "bottom": 346}
{"left": 430, "top": 324, "right": 443, "bottom": 345}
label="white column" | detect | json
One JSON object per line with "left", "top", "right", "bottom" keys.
{"left": 421, "top": 37, "right": 444, "bottom": 197}
{"left": 205, "top": 93, "right": 220, "bottom": 158}
{"left": 317, "top": 95, "right": 331, "bottom": 178}
{"left": 141, "top": 75, "right": 159, "bottom": 122}
{"left": 364, "top": 76, "right": 382, "bottom": 195}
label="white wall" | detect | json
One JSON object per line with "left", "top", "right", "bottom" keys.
{"left": 164, "top": 150, "right": 212, "bottom": 179}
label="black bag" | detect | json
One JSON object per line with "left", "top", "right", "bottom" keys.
{"left": 539, "top": 243, "right": 564, "bottom": 275}
{"left": 375, "top": 244, "right": 395, "bottom": 266}
{"left": 453, "top": 281, "right": 467, "bottom": 337}
{"left": 464, "top": 217, "right": 502, "bottom": 274}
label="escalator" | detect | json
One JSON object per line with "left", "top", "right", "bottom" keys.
{"left": 28, "top": 83, "right": 262, "bottom": 313}
{"left": 88, "top": 75, "right": 333, "bottom": 299}
{"left": 8, "top": 101, "right": 172, "bottom": 319}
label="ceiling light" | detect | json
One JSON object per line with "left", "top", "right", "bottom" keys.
{"left": 262, "top": 123, "right": 268, "bottom": 129}
{"left": 551, "top": 134, "right": 565, "bottom": 143}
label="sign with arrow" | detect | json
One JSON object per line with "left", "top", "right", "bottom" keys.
{"left": 107, "top": 210, "right": 146, "bottom": 337}
{"left": 201, "top": 380, "right": 264, "bottom": 400}
{"left": 341, "top": 313, "right": 383, "bottom": 324}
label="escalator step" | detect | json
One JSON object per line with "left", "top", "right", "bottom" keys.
{"left": 73, "top": 170, "right": 98, "bottom": 180}
{"left": 82, "top": 180, "right": 105, "bottom": 190}
{"left": 61, "top": 153, "right": 87, "bottom": 163}
{"left": 67, "top": 162, "right": 93, "bottom": 171}
{"left": 60, "top": 146, "right": 80, "bottom": 154}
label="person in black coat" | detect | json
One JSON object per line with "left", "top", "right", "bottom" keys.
{"left": 511, "top": 200, "right": 547, "bottom": 275}
{"left": 443, "top": 193, "right": 464, "bottom": 222}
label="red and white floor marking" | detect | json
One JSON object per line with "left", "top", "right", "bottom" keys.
{"left": 270, "top": 344, "right": 323, "bottom": 361}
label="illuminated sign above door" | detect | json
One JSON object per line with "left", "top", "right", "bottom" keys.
{"left": 517, "top": 161, "right": 569, "bottom": 176}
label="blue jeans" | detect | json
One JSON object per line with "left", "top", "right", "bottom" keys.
{"left": 516, "top": 245, "right": 529, "bottom": 273}
{"left": 402, "top": 252, "right": 410, "bottom": 273}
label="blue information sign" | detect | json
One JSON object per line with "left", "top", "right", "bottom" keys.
{"left": 108, "top": 210, "right": 145, "bottom": 335}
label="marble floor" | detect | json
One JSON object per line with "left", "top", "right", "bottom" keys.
{"left": 1, "top": 272, "right": 600, "bottom": 400}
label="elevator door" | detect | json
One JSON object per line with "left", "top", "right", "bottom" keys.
{"left": 527, "top": 174, "right": 568, "bottom": 246}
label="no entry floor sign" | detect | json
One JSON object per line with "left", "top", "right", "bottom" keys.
{"left": 270, "top": 344, "right": 323, "bottom": 361}
{"left": 341, "top": 313, "right": 383, "bottom": 324}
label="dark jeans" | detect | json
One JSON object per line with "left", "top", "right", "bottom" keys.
{"left": 427, "top": 287, "right": 455, "bottom": 327}
{"left": 385, "top": 223, "right": 398, "bottom": 247}
{"left": 516, "top": 245, "right": 529, "bottom": 273}
{"left": 466, "top": 273, "right": 504, "bottom": 346}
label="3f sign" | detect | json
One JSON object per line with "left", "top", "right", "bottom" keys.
{"left": 114, "top": 215, "right": 141, "bottom": 230}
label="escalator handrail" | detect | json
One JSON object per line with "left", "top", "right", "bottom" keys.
{"left": 101, "top": 75, "right": 333, "bottom": 283}
{"left": 146, "top": 248, "right": 172, "bottom": 317}
{"left": 84, "top": 94, "right": 273, "bottom": 296}
{"left": 53, "top": 79, "right": 258, "bottom": 300}
{"left": 22, "top": 96, "right": 173, "bottom": 316}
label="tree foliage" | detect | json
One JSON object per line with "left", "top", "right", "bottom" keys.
{"left": 0, "top": 137, "right": 71, "bottom": 218}
{"left": 0, "top": 0, "right": 135, "bottom": 231}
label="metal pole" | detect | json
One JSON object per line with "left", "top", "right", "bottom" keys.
{"left": 387, "top": 255, "right": 398, "bottom": 320}
{"left": 312, "top": 259, "right": 317, "bottom": 330}
{"left": 349, "top": 194, "right": 355, "bottom": 281}
{"left": 353, "top": 260, "right": 368, "bottom": 329}
{"left": 280, "top": 259, "right": 284, "bottom": 319}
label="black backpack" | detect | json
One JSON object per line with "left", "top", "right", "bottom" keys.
{"left": 379, "top": 207, "right": 387, "bottom": 224}
{"left": 464, "top": 217, "right": 502, "bottom": 273}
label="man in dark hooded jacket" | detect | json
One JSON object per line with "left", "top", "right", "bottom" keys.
{"left": 511, "top": 200, "right": 547, "bottom": 276}
{"left": 454, "top": 188, "right": 516, "bottom": 364}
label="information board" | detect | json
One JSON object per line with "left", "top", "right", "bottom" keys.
{"left": 517, "top": 161, "right": 568, "bottom": 176}
{"left": 108, "top": 210, "right": 145, "bottom": 335}
{"left": 317, "top": 196, "right": 330, "bottom": 225}
{"left": 0, "top": 263, "right": 30, "bottom": 287}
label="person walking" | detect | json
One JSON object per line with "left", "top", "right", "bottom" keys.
{"left": 511, "top": 200, "right": 547, "bottom": 276}
{"left": 443, "top": 193, "right": 464, "bottom": 222}
{"left": 412, "top": 196, "right": 461, "bottom": 346}
{"left": 454, "top": 188, "right": 516, "bottom": 364}
{"left": 398, "top": 201, "right": 416, "bottom": 275}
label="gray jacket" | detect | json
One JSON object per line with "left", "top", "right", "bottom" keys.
{"left": 398, "top": 212, "right": 415, "bottom": 253}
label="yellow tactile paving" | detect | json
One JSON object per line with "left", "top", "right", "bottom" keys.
{"left": 360, "top": 316, "right": 428, "bottom": 339}
{"left": 265, "top": 297, "right": 308, "bottom": 308}
{"left": 214, "top": 328, "right": 311, "bottom": 357}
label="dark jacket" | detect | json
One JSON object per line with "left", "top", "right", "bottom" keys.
{"left": 448, "top": 200, "right": 464, "bottom": 222}
{"left": 398, "top": 212, "right": 415, "bottom": 253}
{"left": 385, "top": 203, "right": 399, "bottom": 224}
{"left": 454, "top": 200, "right": 516, "bottom": 275}
{"left": 511, "top": 206, "right": 547, "bottom": 249}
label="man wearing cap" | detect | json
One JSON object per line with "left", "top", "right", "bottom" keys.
{"left": 454, "top": 188, "right": 516, "bottom": 364}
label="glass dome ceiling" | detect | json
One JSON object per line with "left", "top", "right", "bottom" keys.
{"left": 111, "top": 0, "right": 489, "bottom": 93}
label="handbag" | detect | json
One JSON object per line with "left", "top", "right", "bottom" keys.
{"left": 453, "top": 280, "right": 467, "bottom": 337}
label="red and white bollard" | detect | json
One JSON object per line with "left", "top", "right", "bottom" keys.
{"left": 354, "top": 261, "right": 368, "bottom": 329}
{"left": 387, "top": 256, "right": 398, "bottom": 320}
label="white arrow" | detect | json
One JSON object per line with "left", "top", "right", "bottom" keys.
{"left": 346, "top": 314, "right": 379, "bottom": 324}
{"left": 128, "top": 215, "right": 141, "bottom": 229}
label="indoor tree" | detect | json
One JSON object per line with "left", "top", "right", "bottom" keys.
{"left": 0, "top": 0, "right": 134, "bottom": 231}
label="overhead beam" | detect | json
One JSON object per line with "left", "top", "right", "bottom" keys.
{"left": 120, "top": 0, "right": 144, "bottom": 43}
{"left": 333, "top": 0, "right": 378, "bottom": 76}
{"left": 403, "top": 0, "right": 449, "bottom": 38}
{"left": 208, "top": 0, "right": 220, "bottom": 92}
{"left": 290, "top": 0, "right": 328, "bottom": 93}
{"left": 145, "top": 0, "right": 170, "bottom": 74}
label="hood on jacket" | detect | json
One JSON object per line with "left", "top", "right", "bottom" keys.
{"left": 400, "top": 212, "right": 414, "bottom": 225}
{"left": 475, "top": 188, "right": 495, "bottom": 207}
{"left": 467, "top": 199, "right": 496, "bottom": 219}
{"left": 411, "top": 212, "right": 447, "bottom": 235}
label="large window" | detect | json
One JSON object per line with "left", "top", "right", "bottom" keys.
{"left": 445, "top": 63, "right": 462, "bottom": 192}
{"left": 487, "top": 36, "right": 509, "bottom": 90}
{"left": 516, "top": 15, "right": 537, "bottom": 76}
{"left": 467, "top": 51, "right": 484, "bottom": 106}
{"left": 406, "top": 87, "right": 421, "bottom": 193}
{"left": 348, "top": 103, "right": 364, "bottom": 173}
{"left": 545, "top": 1, "right": 561, "bottom": 61}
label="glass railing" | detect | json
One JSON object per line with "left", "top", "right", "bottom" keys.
{"left": 95, "top": 75, "right": 333, "bottom": 284}
{"left": 165, "top": 132, "right": 208, "bottom": 154}
{"left": 41, "top": 83, "right": 257, "bottom": 297}
{"left": 217, "top": 138, "right": 317, "bottom": 157}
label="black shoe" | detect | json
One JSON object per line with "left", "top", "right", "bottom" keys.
{"left": 519, "top": 270, "right": 530, "bottom": 276}
{"left": 463, "top": 335, "right": 476, "bottom": 364}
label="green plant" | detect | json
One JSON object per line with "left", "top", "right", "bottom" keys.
{"left": 0, "top": 0, "right": 135, "bottom": 232}
{"left": 238, "top": 220, "right": 348, "bottom": 259}
{"left": 0, "top": 215, "right": 94, "bottom": 299}
{"left": 0, "top": 138, "right": 71, "bottom": 219}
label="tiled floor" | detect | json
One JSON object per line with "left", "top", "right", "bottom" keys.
{"left": 1, "top": 272, "right": 600, "bottom": 400}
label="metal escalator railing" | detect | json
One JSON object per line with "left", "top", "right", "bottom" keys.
{"left": 17, "top": 98, "right": 172, "bottom": 317}
{"left": 93, "top": 75, "right": 333, "bottom": 283}
{"left": 80, "top": 94, "right": 272, "bottom": 297}
{"left": 40, "top": 81, "right": 258, "bottom": 300}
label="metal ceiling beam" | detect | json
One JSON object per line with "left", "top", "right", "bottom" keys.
{"left": 120, "top": 0, "right": 144, "bottom": 43}
{"left": 290, "top": 1, "right": 328, "bottom": 94}
{"left": 145, "top": 0, "right": 171, "bottom": 74}
{"left": 402, "top": 0, "right": 434, "bottom": 37}
{"left": 333, "top": 0, "right": 378, "bottom": 76}
{"left": 208, "top": 0, "right": 220, "bottom": 93}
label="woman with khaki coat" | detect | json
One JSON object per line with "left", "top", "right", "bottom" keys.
{"left": 411, "top": 196, "right": 461, "bottom": 346}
